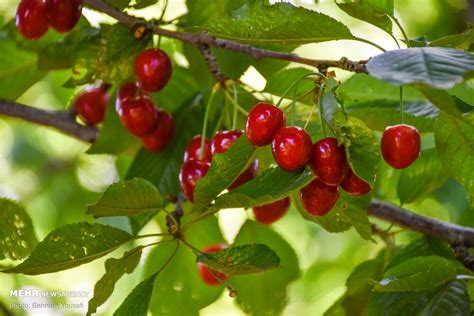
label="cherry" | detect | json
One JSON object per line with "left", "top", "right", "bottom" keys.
{"left": 184, "top": 135, "right": 212, "bottom": 163}
{"left": 73, "top": 87, "right": 109, "bottom": 125}
{"left": 300, "top": 178, "right": 340, "bottom": 216}
{"left": 246, "top": 103, "right": 286, "bottom": 146}
{"left": 381, "top": 124, "right": 421, "bottom": 169}
{"left": 340, "top": 169, "right": 371, "bottom": 196}
{"left": 253, "top": 197, "right": 290, "bottom": 225}
{"left": 45, "top": 0, "right": 83, "bottom": 33}
{"left": 228, "top": 160, "right": 259, "bottom": 190}
{"left": 197, "top": 244, "right": 228, "bottom": 286}
{"left": 211, "top": 130, "right": 258, "bottom": 189}
{"left": 272, "top": 126, "right": 312, "bottom": 171}
{"left": 135, "top": 48, "right": 172, "bottom": 92}
{"left": 118, "top": 95, "right": 158, "bottom": 137}
{"left": 179, "top": 159, "right": 210, "bottom": 202}
{"left": 116, "top": 82, "right": 147, "bottom": 112}
{"left": 141, "top": 109, "right": 174, "bottom": 153}
{"left": 16, "top": 0, "right": 49, "bottom": 40}
{"left": 311, "top": 137, "right": 349, "bottom": 186}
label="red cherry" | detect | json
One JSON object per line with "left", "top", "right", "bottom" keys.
{"left": 246, "top": 103, "right": 286, "bottom": 146}
{"left": 311, "top": 137, "right": 349, "bottom": 186}
{"left": 340, "top": 169, "right": 371, "bottom": 196}
{"left": 118, "top": 96, "right": 158, "bottom": 137}
{"left": 184, "top": 135, "right": 212, "bottom": 163}
{"left": 179, "top": 160, "right": 210, "bottom": 202}
{"left": 271, "top": 126, "right": 312, "bottom": 171}
{"left": 229, "top": 159, "right": 259, "bottom": 190}
{"left": 135, "top": 48, "right": 172, "bottom": 92}
{"left": 116, "top": 82, "right": 147, "bottom": 112}
{"left": 300, "top": 178, "right": 340, "bottom": 216}
{"left": 211, "top": 130, "right": 243, "bottom": 155}
{"left": 381, "top": 124, "right": 421, "bottom": 169}
{"left": 253, "top": 197, "right": 290, "bottom": 225}
{"left": 16, "top": 0, "right": 49, "bottom": 40}
{"left": 197, "top": 244, "right": 228, "bottom": 286}
{"left": 141, "top": 109, "right": 174, "bottom": 153}
{"left": 45, "top": 0, "right": 83, "bottom": 33}
{"left": 73, "top": 87, "right": 109, "bottom": 125}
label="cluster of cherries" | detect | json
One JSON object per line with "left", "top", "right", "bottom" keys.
{"left": 72, "top": 48, "right": 175, "bottom": 153}
{"left": 16, "top": 0, "right": 83, "bottom": 39}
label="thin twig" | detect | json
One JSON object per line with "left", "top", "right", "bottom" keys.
{"left": 198, "top": 44, "right": 228, "bottom": 84}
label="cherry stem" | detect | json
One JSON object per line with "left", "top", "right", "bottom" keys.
{"left": 275, "top": 72, "right": 326, "bottom": 108}
{"left": 389, "top": 14, "right": 410, "bottom": 48}
{"left": 200, "top": 84, "right": 220, "bottom": 160}
{"left": 206, "top": 268, "right": 237, "bottom": 297}
{"left": 134, "top": 233, "right": 170, "bottom": 240}
{"left": 231, "top": 85, "right": 238, "bottom": 130}
{"left": 291, "top": 80, "right": 299, "bottom": 126}
{"left": 179, "top": 238, "right": 205, "bottom": 256}
{"left": 304, "top": 83, "right": 326, "bottom": 135}
{"left": 399, "top": 86, "right": 404, "bottom": 124}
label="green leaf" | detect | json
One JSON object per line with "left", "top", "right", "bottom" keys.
{"left": 214, "top": 167, "right": 314, "bottom": 209}
{"left": 5, "top": 222, "right": 132, "bottom": 275}
{"left": 114, "top": 272, "right": 157, "bottom": 316}
{"left": 231, "top": 221, "right": 299, "bottom": 315}
{"left": 397, "top": 149, "right": 447, "bottom": 204}
{"left": 430, "top": 27, "right": 474, "bottom": 51}
{"left": 126, "top": 95, "right": 204, "bottom": 197}
{"left": 449, "top": 80, "right": 474, "bottom": 107}
{"left": 374, "top": 256, "right": 458, "bottom": 292}
{"left": 184, "top": 0, "right": 253, "bottom": 27}
{"left": 192, "top": 135, "right": 257, "bottom": 212}
{"left": 145, "top": 216, "right": 224, "bottom": 315}
{"left": 204, "top": 2, "right": 355, "bottom": 45}
{"left": 264, "top": 67, "right": 315, "bottom": 101}
{"left": 336, "top": 1, "right": 392, "bottom": 33}
{"left": 419, "top": 280, "right": 470, "bottom": 316}
{"left": 366, "top": 47, "right": 474, "bottom": 89}
{"left": 196, "top": 244, "right": 280, "bottom": 276}
{"left": 435, "top": 113, "right": 474, "bottom": 206}
{"left": 87, "top": 178, "right": 162, "bottom": 218}
{"left": 87, "top": 246, "right": 143, "bottom": 316}
{"left": 0, "top": 198, "right": 38, "bottom": 260}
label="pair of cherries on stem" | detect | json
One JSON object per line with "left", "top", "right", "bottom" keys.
{"left": 179, "top": 131, "right": 259, "bottom": 203}
{"left": 16, "top": 0, "right": 83, "bottom": 39}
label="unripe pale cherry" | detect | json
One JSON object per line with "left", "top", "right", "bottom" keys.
{"left": 381, "top": 124, "right": 421, "bottom": 169}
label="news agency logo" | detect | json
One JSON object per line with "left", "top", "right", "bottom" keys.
{"left": 9, "top": 289, "right": 89, "bottom": 298}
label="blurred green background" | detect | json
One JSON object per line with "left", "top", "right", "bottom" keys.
{"left": 0, "top": 0, "right": 472, "bottom": 315}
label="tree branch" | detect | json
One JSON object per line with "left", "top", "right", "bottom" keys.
{"left": 82, "top": 0, "right": 368, "bottom": 73}
{"left": 368, "top": 201, "right": 474, "bottom": 247}
{"left": 198, "top": 44, "right": 228, "bottom": 85}
{"left": 0, "top": 99, "right": 98, "bottom": 143}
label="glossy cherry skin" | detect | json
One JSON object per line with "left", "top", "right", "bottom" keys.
{"left": 73, "top": 87, "right": 109, "bottom": 125}
{"left": 184, "top": 135, "right": 212, "bottom": 163}
{"left": 253, "top": 197, "right": 290, "bottom": 225}
{"left": 197, "top": 244, "right": 228, "bottom": 286}
{"left": 179, "top": 160, "right": 210, "bottom": 202}
{"left": 229, "top": 159, "right": 259, "bottom": 190}
{"left": 141, "top": 109, "right": 174, "bottom": 153}
{"left": 300, "top": 178, "right": 340, "bottom": 216}
{"left": 381, "top": 124, "right": 421, "bottom": 169}
{"left": 118, "top": 96, "right": 158, "bottom": 137}
{"left": 246, "top": 103, "right": 286, "bottom": 146}
{"left": 311, "top": 137, "right": 349, "bottom": 186}
{"left": 45, "top": 0, "right": 83, "bottom": 33}
{"left": 340, "top": 169, "right": 371, "bottom": 196}
{"left": 135, "top": 48, "right": 172, "bottom": 92}
{"left": 211, "top": 130, "right": 243, "bottom": 155}
{"left": 116, "top": 82, "right": 147, "bottom": 112}
{"left": 272, "top": 126, "right": 312, "bottom": 171}
{"left": 16, "top": 0, "right": 49, "bottom": 40}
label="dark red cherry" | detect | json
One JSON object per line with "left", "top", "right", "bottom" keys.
{"left": 116, "top": 82, "right": 147, "bottom": 112}
{"left": 211, "top": 130, "right": 243, "bottom": 155}
{"left": 16, "top": 0, "right": 49, "bottom": 40}
{"left": 118, "top": 96, "right": 158, "bottom": 137}
{"left": 229, "top": 159, "right": 259, "bottom": 190}
{"left": 184, "top": 135, "right": 212, "bottom": 163}
{"left": 253, "top": 197, "right": 290, "bottom": 225}
{"left": 246, "top": 103, "right": 286, "bottom": 146}
{"left": 179, "top": 159, "right": 210, "bottom": 202}
{"left": 135, "top": 48, "right": 172, "bottom": 92}
{"left": 197, "top": 244, "right": 228, "bottom": 286}
{"left": 73, "top": 87, "right": 109, "bottom": 125}
{"left": 381, "top": 124, "right": 421, "bottom": 169}
{"left": 300, "top": 178, "right": 340, "bottom": 216}
{"left": 141, "top": 109, "right": 174, "bottom": 153}
{"left": 272, "top": 126, "right": 312, "bottom": 171}
{"left": 311, "top": 137, "right": 349, "bottom": 186}
{"left": 45, "top": 0, "right": 83, "bottom": 33}
{"left": 340, "top": 169, "right": 371, "bottom": 196}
